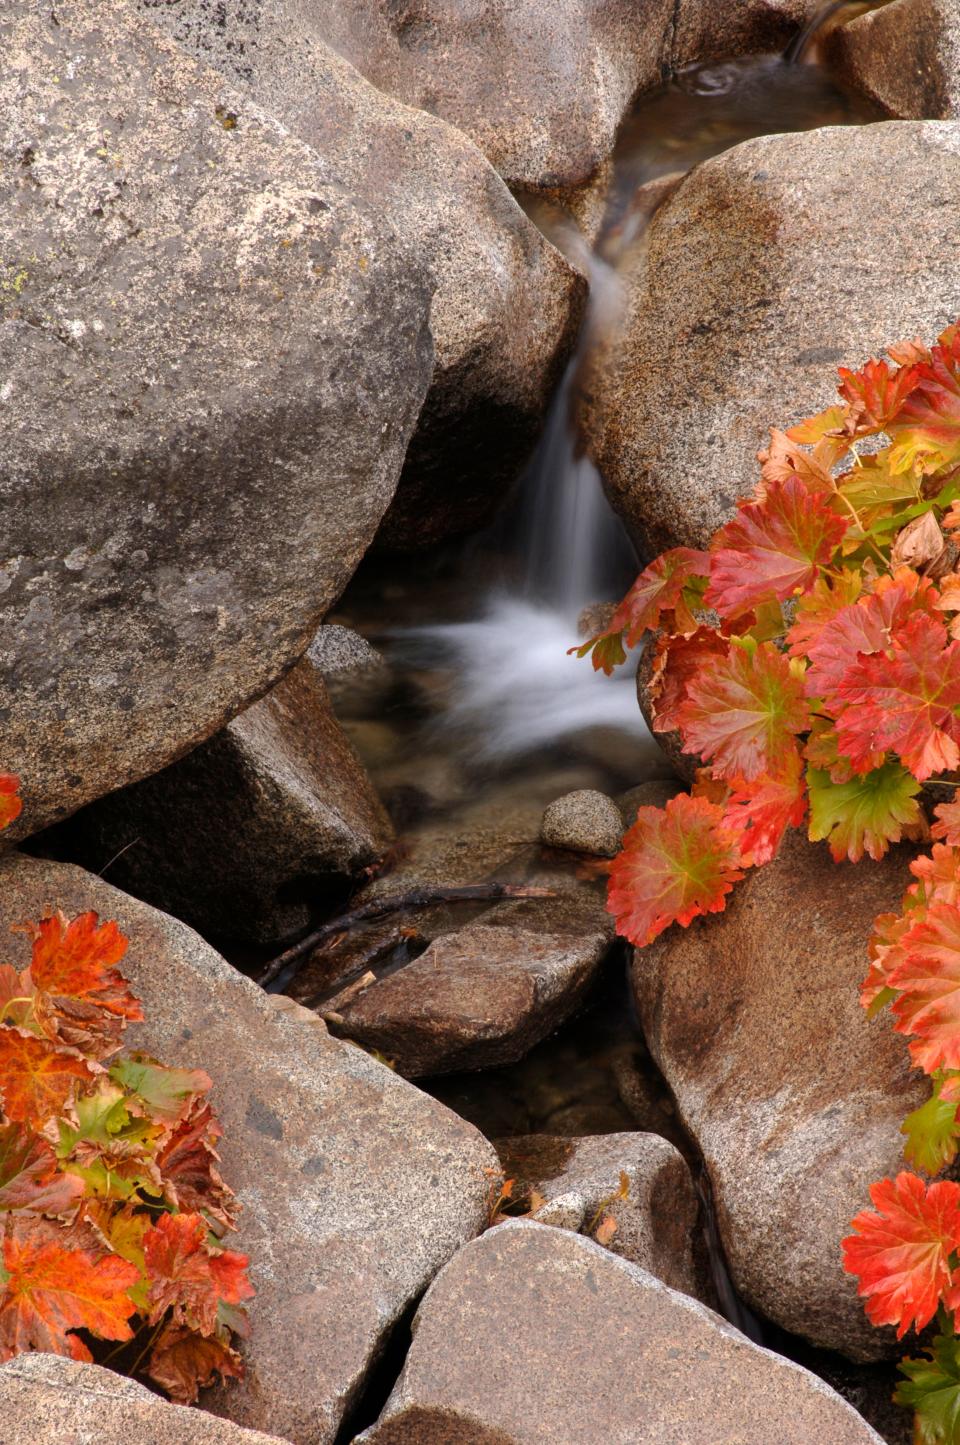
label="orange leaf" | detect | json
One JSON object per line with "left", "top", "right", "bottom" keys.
{"left": 675, "top": 641, "right": 809, "bottom": 782}
{"left": 0, "top": 1216, "right": 137, "bottom": 1360}
{"left": 720, "top": 750, "right": 808, "bottom": 867}
{"left": 0, "top": 777, "right": 21, "bottom": 833}
{"left": 887, "top": 903, "right": 960, "bottom": 1073}
{"left": 0, "top": 1123, "right": 84, "bottom": 1215}
{"left": 143, "top": 1212, "right": 253, "bottom": 1335}
{"left": 842, "top": 1172, "right": 960, "bottom": 1338}
{"left": 608, "top": 794, "right": 743, "bottom": 947}
{"left": 155, "top": 1101, "right": 239, "bottom": 1233}
{"left": 146, "top": 1320, "right": 244, "bottom": 1405}
{"left": 933, "top": 792, "right": 960, "bottom": 847}
{"left": 705, "top": 476, "right": 848, "bottom": 621}
{"left": 0, "top": 1029, "right": 99, "bottom": 1127}
{"left": 28, "top": 912, "right": 142, "bottom": 1023}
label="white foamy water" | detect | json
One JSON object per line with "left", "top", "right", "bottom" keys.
{"left": 404, "top": 596, "right": 658, "bottom": 762}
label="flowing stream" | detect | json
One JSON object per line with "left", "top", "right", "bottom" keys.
{"left": 370, "top": 36, "right": 878, "bottom": 768}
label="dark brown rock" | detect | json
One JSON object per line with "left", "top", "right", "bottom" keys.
{"left": 0, "top": 1357, "right": 289, "bottom": 1445}
{"left": 0, "top": 0, "right": 432, "bottom": 838}
{"left": 582, "top": 122, "right": 960, "bottom": 557}
{"left": 631, "top": 830, "right": 926, "bottom": 1361}
{"left": 0, "top": 852, "right": 497, "bottom": 1443}
{"left": 360, "top": 1220, "right": 884, "bottom": 1444}
{"left": 495, "top": 1131, "right": 707, "bottom": 1301}
{"left": 827, "top": 0, "right": 958, "bottom": 120}
{"left": 43, "top": 654, "right": 393, "bottom": 943}
{"left": 135, "top": 0, "right": 584, "bottom": 549}
{"left": 672, "top": 0, "right": 828, "bottom": 65}
{"left": 333, "top": 917, "right": 610, "bottom": 1077}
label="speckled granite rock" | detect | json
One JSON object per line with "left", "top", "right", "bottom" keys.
{"left": 0, "top": 1357, "right": 290, "bottom": 1445}
{"left": 541, "top": 789, "right": 623, "bottom": 857}
{"left": 359, "top": 1220, "right": 884, "bottom": 1444}
{"left": 495, "top": 1131, "right": 708, "bottom": 1301}
{"left": 0, "top": 0, "right": 432, "bottom": 838}
{"left": 631, "top": 830, "right": 925, "bottom": 1361}
{"left": 135, "top": 0, "right": 583, "bottom": 548}
{"left": 828, "top": 0, "right": 960, "bottom": 120}
{"left": 0, "top": 853, "right": 497, "bottom": 1444}
{"left": 582, "top": 122, "right": 960, "bottom": 556}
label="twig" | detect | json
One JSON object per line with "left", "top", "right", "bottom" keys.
{"left": 255, "top": 882, "right": 556, "bottom": 989}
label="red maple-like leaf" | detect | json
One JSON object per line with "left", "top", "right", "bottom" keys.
{"left": 28, "top": 912, "right": 142, "bottom": 1023}
{"left": 862, "top": 911, "right": 915, "bottom": 1012}
{"left": 888, "top": 902, "right": 960, "bottom": 1073}
{"left": 676, "top": 641, "right": 809, "bottom": 782}
{"left": 0, "top": 777, "right": 21, "bottom": 834}
{"left": 607, "top": 794, "right": 744, "bottom": 947}
{"left": 837, "top": 356, "right": 921, "bottom": 432}
{"left": 795, "top": 568, "right": 938, "bottom": 708}
{"left": 719, "top": 749, "right": 808, "bottom": 867}
{"left": 146, "top": 1320, "right": 244, "bottom": 1405}
{"left": 889, "top": 323, "right": 960, "bottom": 475}
{"left": 836, "top": 613, "right": 960, "bottom": 780}
{"left": 0, "top": 1029, "right": 100, "bottom": 1128}
{"left": 155, "top": 1101, "right": 239, "bottom": 1234}
{"left": 607, "top": 547, "right": 710, "bottom": 647}
{"left": 933, "top": 792, "right": 960, "bottom": 847}
{"left": 705, "top": 476, "right": 848, "bottom": 621}
{"left": 0, "top": 1217, "right": 138, "bottom": 1361}
{"left": 647, "top": 629, "right": 729, "bottom": 735}
{"left": 0, "top": 1123, "right": 84, "bottom": 1215}
{"left": 909, "top": 845, "right": 960, "bottom": 909}
{"left": 143, "top": 1212, "right": 253, "bottom": 1335}
{"left": 842, "top": 1172, "right": 960, "bottom": 1337}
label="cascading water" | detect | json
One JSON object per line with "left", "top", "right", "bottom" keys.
{"left": 397, "top": 23, "right": 878, "bottom": 765}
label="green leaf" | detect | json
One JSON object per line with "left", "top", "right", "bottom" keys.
{"left": 109, "top": 1054, "right": 211, "bottom": 1125}
{"left": 898, "top": 1324, "right": 960, "bottom": 1444}
{"left": 806, "top": 761, "right": 922, "bottom": 863}
{"left": 903, "top": 1084, "right": 960, "bottom": 1175}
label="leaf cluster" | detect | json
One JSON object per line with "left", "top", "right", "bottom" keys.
{"left": 0, "top": 775, "right": 253, "bottom": 1403}
{"left": 577, "top": 322, "right": 960, "bottom": 945}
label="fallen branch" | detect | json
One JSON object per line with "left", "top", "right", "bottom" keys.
{"left": 256, "top": 882, "right": 557, "bottom": 990}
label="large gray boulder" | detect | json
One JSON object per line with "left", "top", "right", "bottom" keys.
{"left": 0, "top": 852, "right": 497, "bottom": 1443}
{"left": 828, "top": 0, "right": 960, "bottom": 120}
{"left": 135, "top": 0, "right": 583, "bottom": 548}
{"left": 0, "top": 1357, "right": 289, "bottom": 1445}
{"left": 0, "top": 0, "right": 432, "bottom": 838}
{"left": 293, "top": 0, "right": 677, "bottom": 190}
{"left": 631, "top": 830, "right": 925, "bottom": 1361}
{"left": 360, "top": 1220, "right": 884, "bottom": 1444}
{"left": 581, "top": 121, "right": 960, "bottom": 555}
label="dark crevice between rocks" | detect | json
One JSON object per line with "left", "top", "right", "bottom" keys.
{"left": 334, "top": 1300, "right": 417, "bottom": 1445}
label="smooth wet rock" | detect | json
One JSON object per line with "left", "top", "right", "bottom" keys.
{"left": 136, "top": 0, "right": 582, "bottom": 549}
{"left": 0, "top": 852, "right": 497, "bottom": 1443}
{"left": 360, "top": 1220, "right": 884, "bottom": 1444}
{"left": 333, "top": 918, "right": 610, "bottom": 1077}
{"left": 0, "top": 0, "right": 432, "bottom": 838}
{"left": 828, "top": 0, "right": 959, "bottom": 120}
{"left": 0, "top": 1357, "right": 289, "bottom": 1445}
{"left": 617, "top": 778, "right": 684, "bottom": 828}
{"left": 495, "top": 1131, "right": 706, "bottom": 1300}
{"left": 631, "top": 829, "right": 925, "bottom": 1361}
{"left": 582, "top": 122, "right": 960, "bottom": 555}
{"left": 541, "top": 788, "right": 623, "bottom": 857}
{"left": 42, "top": 655, "right": 394, "bottom": 943}
{"left": 307, "top": 624, "right": 393, "bottom": 720}
{"left": 298, "top": 0, "right": 676, "bottom": 190}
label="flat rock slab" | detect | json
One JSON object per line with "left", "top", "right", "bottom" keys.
{"left": 495, "top": 1131, "right": 707, "bottom": 1301}
{"left": 0, "top": 853, "right": 497, "bottom": 1443}
{"left": 334, "top": 918, "right": 610, "bottom": 1077}
{"left": 583, "top": 121, "right": 960, "bottom": 556}
{"left": 0, "top": 0, "right": 432, "bottom": 835}
{"left": 0, "top": 1356, "right": 290, "bottom": 1445}
{"left": 631, "top": 830, "right": 925, "bottom": 1361}
{"left": 360, "top": 1220, "right": 883, "bottom": 1444}
{"left": 50, "top": 653, "right": 394, "bottom": 943}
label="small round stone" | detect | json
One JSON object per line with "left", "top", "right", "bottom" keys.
{"left": 541, "top": 789, "right": 623, "bottom": 858}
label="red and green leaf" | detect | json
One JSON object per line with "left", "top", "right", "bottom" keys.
{"left": 607, "top": 794, "right": 743, "bottom": 946}
{"left": 675, "top": 640, "right": 809, "bottom": 781}
{"left": 806, "top": 761, "right": 922, "bottom": 864}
